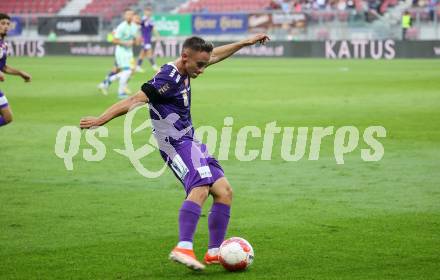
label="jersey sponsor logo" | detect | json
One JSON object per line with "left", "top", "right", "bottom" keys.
{"left": 197, "top": 166, "right": 212, "bottom": 179}
{"left": 170, "top": 154, "right": 189, "bottom": 180}
{"left": 182, "top": 91, "right": 189, "bottom": 107}
{"left": 180, "top": 85, "right": 190, "bottom": 107}
{"left": 158, "top": 83, "right": 170, "bottom": 94}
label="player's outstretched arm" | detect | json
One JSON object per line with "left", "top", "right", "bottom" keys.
{"left": 207, "top": 33, "right": 270, "bottom": 67}
{"left": 2, "top": 65, "right": 31, "bottom": 82}
{"left": 80, "top": 91, "right": 148, "bottom": 129}
{"left": 153, "top": 27, "right": 160, "bottom": 40}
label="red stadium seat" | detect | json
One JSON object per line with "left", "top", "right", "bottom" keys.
{"left": 317, "top": 28, "right": 329, "bottom": 40}
{"left": 337, "top": 11, "right": 349, "bottom": 21}
{"left": 4, "top": 0, "right": 69, "bottom": 14}
{"left": 80, "top": 0, "right": 139, "bottom": 22}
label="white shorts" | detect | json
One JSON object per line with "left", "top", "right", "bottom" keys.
{"left": 0, "top": 91, "right": 8, "bottom": 109}
{"left": 115, "top": 48, "right": 133, "bottom": 70}
{"left": 143, "top": 43, "right": 152, "bottom": 50}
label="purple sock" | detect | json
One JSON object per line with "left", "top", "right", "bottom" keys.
{"left": 179, "top": 200, "right": 201, "bottom": 242}
{"left": 0, "top": 116, "right": 6, "bottom": 127}
{"left": 208, "top": 203, "right": 231, "bottom": 249}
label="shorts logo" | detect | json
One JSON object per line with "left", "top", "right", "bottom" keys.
{"left": 170, "top": 154, "right": 189, "bottom": 180}
{"left": 197, "top": 166, "right": 212, "bottom": 179}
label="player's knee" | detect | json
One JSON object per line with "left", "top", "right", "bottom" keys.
{"left": 216, "top": 184, "right": 233, "bottom": 204}
{"left": 188, "top": 186, "right": 209, "bottom": 204}
{"left": 198, "top": 188, "right": 209, "bottom": 201}
{"left": 224, "top": 185, "right": 233, "bottom": 202}
{"left": 2, "top": 113, "right": 12, "bottom": 123}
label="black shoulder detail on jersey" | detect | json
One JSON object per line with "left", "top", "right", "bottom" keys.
{"left": 141, "top": 83, "right": 162, "bottom": 103}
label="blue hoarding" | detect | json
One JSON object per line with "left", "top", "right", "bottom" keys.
{"left": 192, "top": 14, "right": 248, "bottom": 34}
{"left": 9, "top": 17, "right": 23, "bottom": 36}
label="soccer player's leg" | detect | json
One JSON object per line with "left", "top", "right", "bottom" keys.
{"left": 116, "top": 69, "right": 132, "bottom": 99}
{"left": 145, "top": 47, "right": 159, "bottom": 72}
{"left": 169, "top": 186, "right": 208, "bottom": 271}
{"left": 167, "top": 141, "right": 217, "bottom": 270}
{"left": 135, "top": 46, "right": 146, "bottom": 73}
{"left": 0, "top": 91, "right": 12, "bottom": 127}
{"left": 205, "top": 159, "right": 231, "bottom": 265}
{"left": 204, "top": 178, "right": 232, "bottom": 264}
{"left": 98, "top": 64, "right": 119, "bottom": 95}
{"left": 115, "top": 52, "right": 133, "bottom": 99}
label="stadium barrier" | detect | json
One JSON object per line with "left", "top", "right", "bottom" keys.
{"left": 5, "top": 40, "right": 440, "bottom": 59}
{"left": 37, "top": 16, "right": 100, "bottom": 36}
{"left": 8, "top": 17, "right": 23, "bottom": 36}
{"left": 8, "top": 9, "right": 440, "bottom": 40}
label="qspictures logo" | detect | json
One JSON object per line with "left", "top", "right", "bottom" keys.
{"left": 54, "top": 104, "right": 386, "bottom": 178}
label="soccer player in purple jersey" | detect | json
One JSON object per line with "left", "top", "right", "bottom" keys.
{"left": 80, "top": 34, "right": 270, "bottom": 270}
{"left": 0, "top": 13, "right": 31, "bottom": 127}
{"left": 135, "top": 6, "right": 160, "bottom": 73}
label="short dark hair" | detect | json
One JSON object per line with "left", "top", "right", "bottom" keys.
{"left": 182, "top": 36, "right": 213, "bottom": 53}
{"left": 0, "top": 13, "right": 11, "bottom": 21}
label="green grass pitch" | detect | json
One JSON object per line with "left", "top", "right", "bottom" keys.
{"left": 0, "top": 56, "right": 439, "bottom": 279}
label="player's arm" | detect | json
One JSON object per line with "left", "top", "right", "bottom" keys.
{"left": 207, "top": 34, "right": 270, "bottom": 67}
{"left": 80, "top": 91, "right": 149, "bottom": 129}
{"left": 135, "top": 24, "right": 142, "bottom": 45}
{"left": 112, "top": 37, "right": 133, "bottom": 47}
{"left": 2, "top": 65, "right": 31, "bottom": 82}
{"left": 135, "top": 35, "right": 143, "bottom": 46}
{"left": 153, "top": 26, "right": 160, "bottom": 39}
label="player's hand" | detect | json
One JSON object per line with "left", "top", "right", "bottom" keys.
{"left": 0, "top": 72, "right": 4, "bottom": 82}
{"left": 21, "top": 72, "right": 31, "bottom": 82}
{"left": 80, "top": 116, "right": 101, "bottom": 129}
{"left": 242, "top": 34, "right": 270, "bottom": 47}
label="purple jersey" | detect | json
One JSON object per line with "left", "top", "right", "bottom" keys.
{"left": 0, "top": 39, "right": 7, "bottom": 71}
{"left": 141, "top": 17, "right": 154, "bottom": 44}
{"left": 143, "top": 63, "right": 225, "bottom": 192}
{"left": 146, "top": 63, "right": 193, "bottom": 148}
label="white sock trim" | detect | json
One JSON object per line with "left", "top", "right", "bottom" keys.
{"left": 208, "top": 248, "right": 219, "bottom": 255}
{"left": 177, "top": 241, "right": 193, "bottom": 250}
